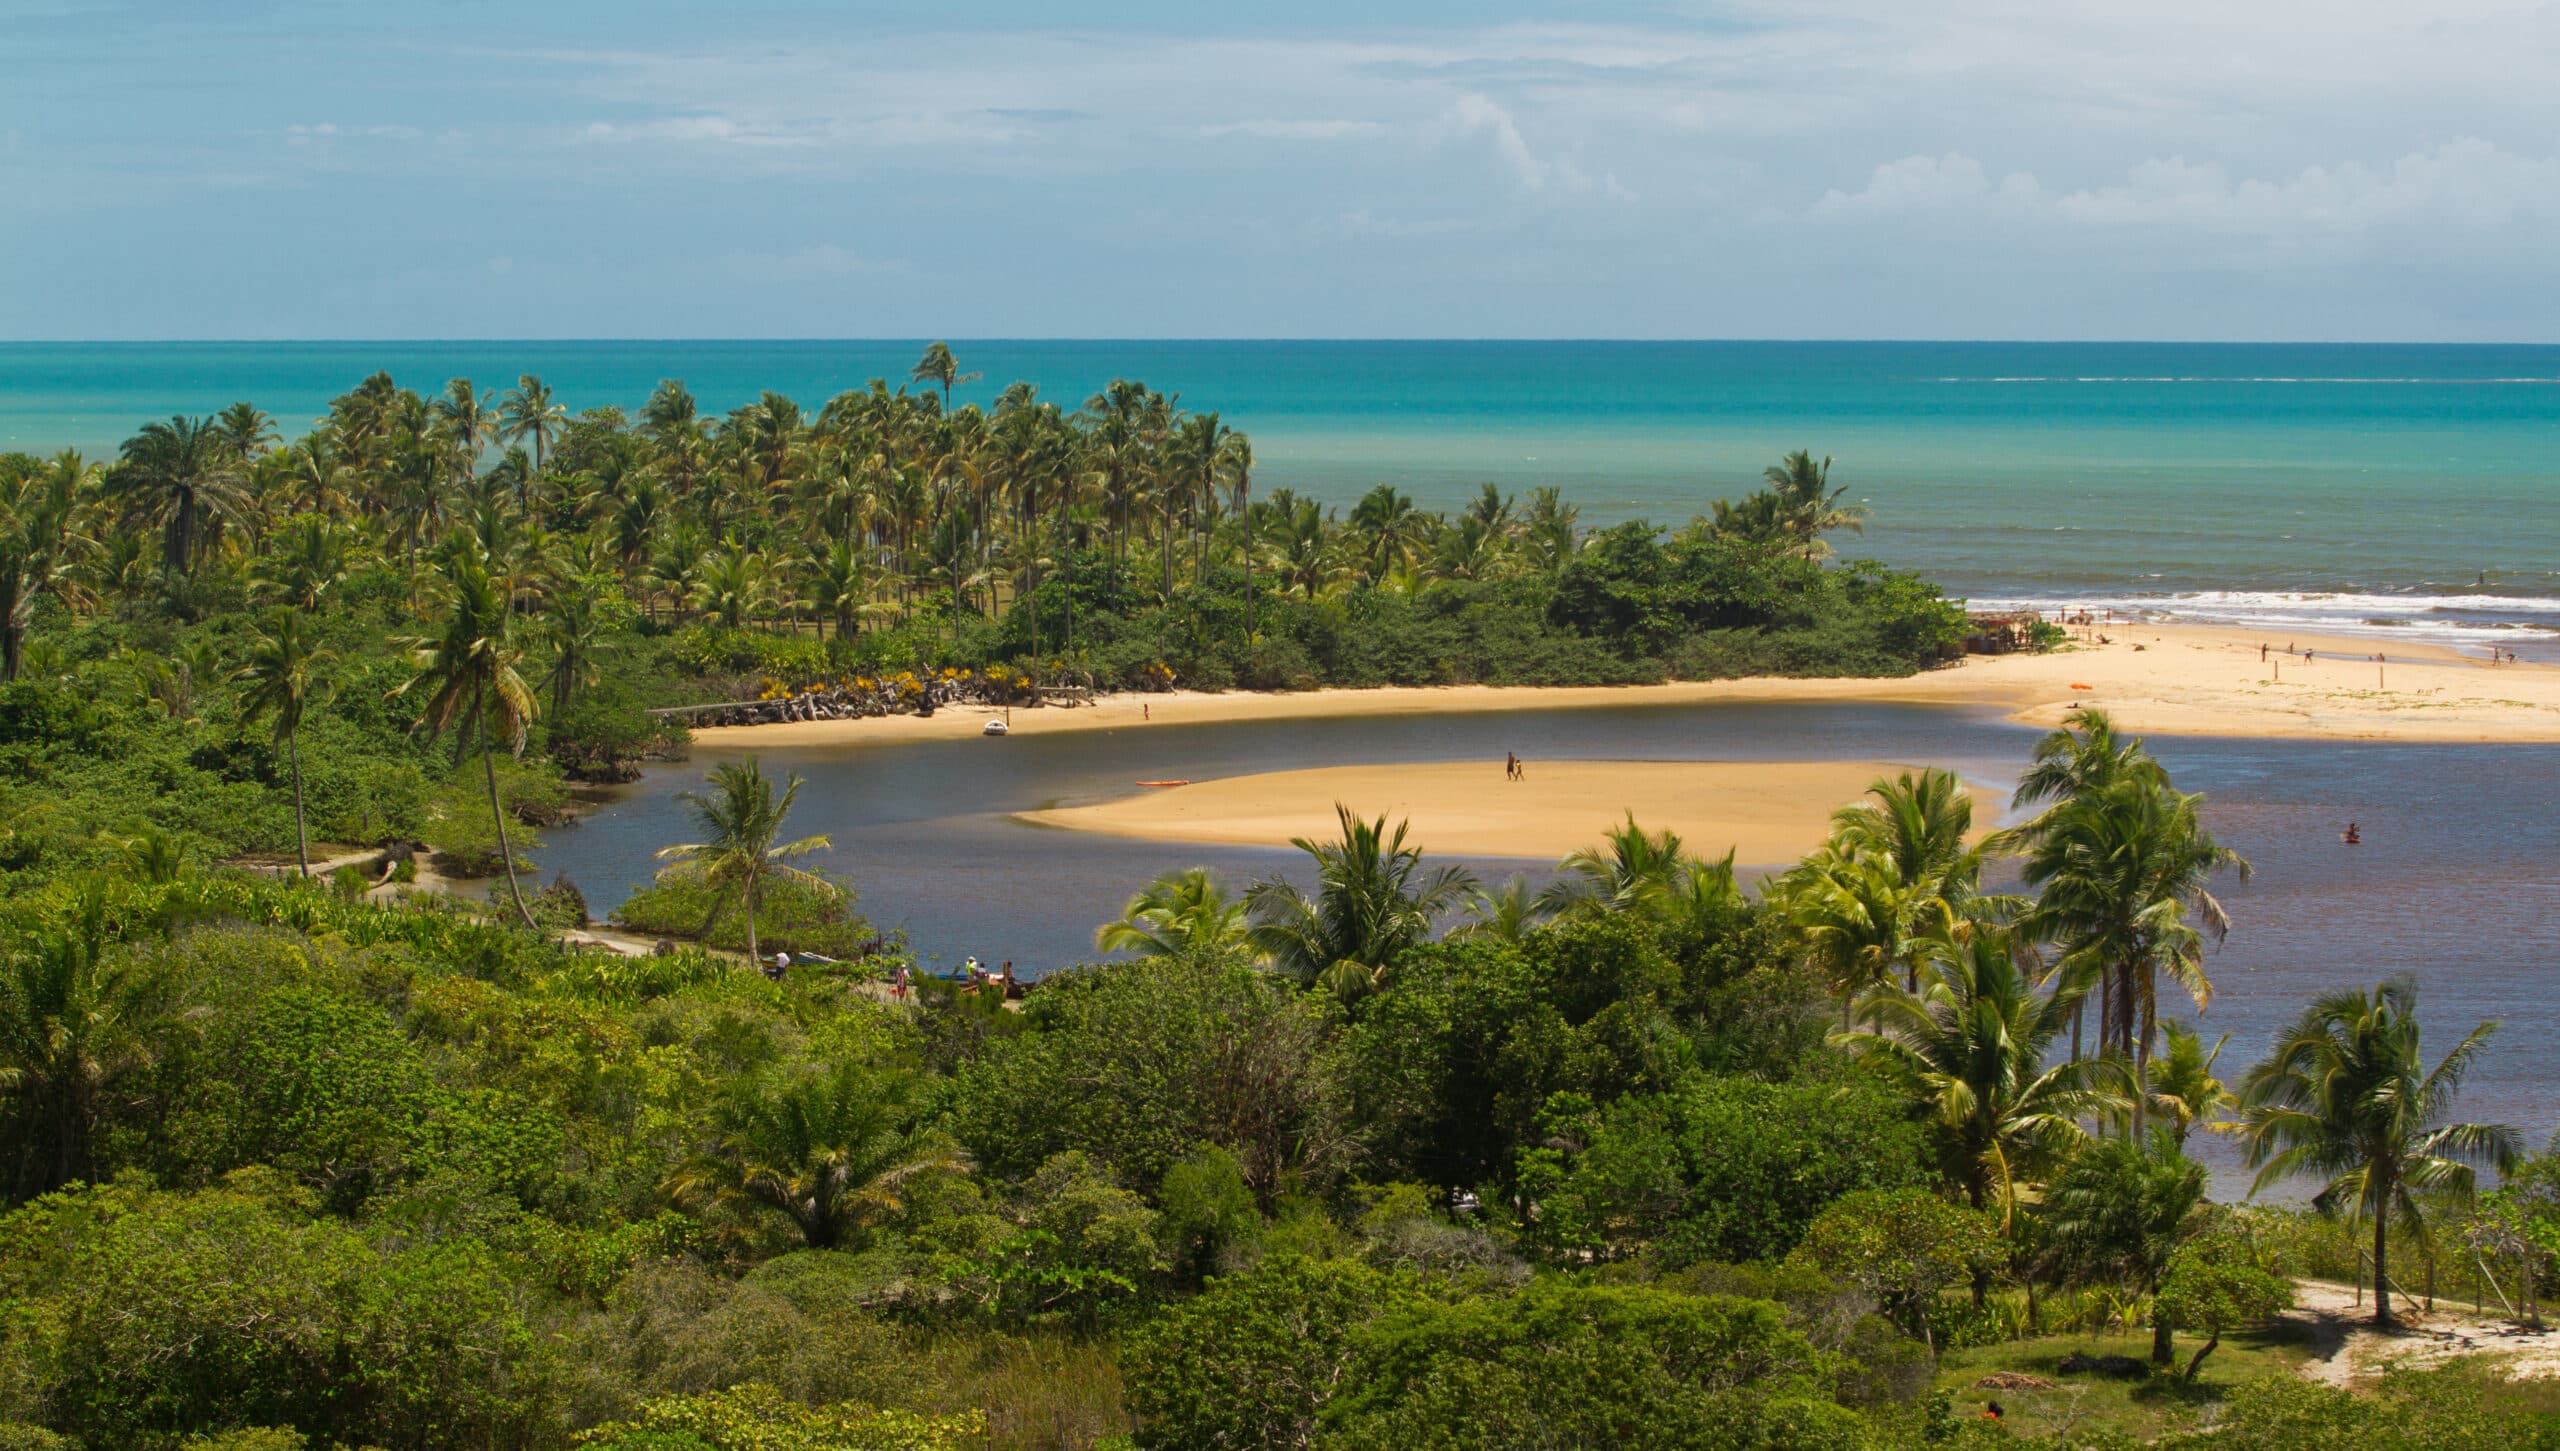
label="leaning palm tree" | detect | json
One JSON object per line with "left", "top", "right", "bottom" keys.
{"left": 1246, "top": 805, "right": 1475, "bottom": 999}
{"left": 232, "top": 608, "right": 335, "bottom": 878}
{"left": 655, "top": 757, "right": 833, "bottom": 966}
{"left": 1834, "top": 926, "right": 2128, "bottom": 1224}
{"left": 393, "top": 545, "right": 543, "bottom": 929}
{"left": 910, "top": 342, "right": 980, "bottom": 414}
{"left": 664, "top": 1061, "right": 968, "bottom": 1250}
{"left": 2237, "top": 976, "right": 2518, "bottom": 1326}
{"left": 1097, "top": 867, "right": 1251, "bottom": 962}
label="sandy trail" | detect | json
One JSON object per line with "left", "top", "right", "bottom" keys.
{"left": 2288, "top": 1278, "right": 2560, "bottom": 1386}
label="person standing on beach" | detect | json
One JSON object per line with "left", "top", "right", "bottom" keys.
{"left": 1505, "top": 751, "right": 1517, "bottom": 781}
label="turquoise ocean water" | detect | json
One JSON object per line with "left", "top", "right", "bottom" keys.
{"left": 4, "top": 340, "right": 2556, "bottom": 653}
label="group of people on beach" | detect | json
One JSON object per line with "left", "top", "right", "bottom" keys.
{"left": 1504, "top": 751, "right": 1527, "bottom": 782}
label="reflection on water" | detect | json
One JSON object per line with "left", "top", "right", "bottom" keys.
{"left": 537, "top": 700, "right": 2560, "bottom": 1163}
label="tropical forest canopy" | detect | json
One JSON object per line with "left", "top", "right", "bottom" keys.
{"left": 0, "top": 349, "right": 2550, "bottom": 1448}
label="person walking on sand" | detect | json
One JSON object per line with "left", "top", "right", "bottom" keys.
{"left": 1505, "top": 751, "right": 1517, "bottom": 781}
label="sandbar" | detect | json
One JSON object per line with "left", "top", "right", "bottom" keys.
{"left": 690, "top": 621, "right": 2560, "bottom": 754}
{"left": 1016, "top": 760, "right": 1997, "bottom": 863}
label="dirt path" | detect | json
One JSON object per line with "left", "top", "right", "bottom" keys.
{"left": 2287, "top": 1278, "right": 2560, "bottom": 1385}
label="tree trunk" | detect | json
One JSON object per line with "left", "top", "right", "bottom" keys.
{"left": 743, "top": 876, "right": 761, "bottom": 965}
{"left": 2373, "top": 1202, "right": 2394, "bottom": 1326}
{"left": 2182, "top": 1332, "right": 2219, "bottom": 1382}
{"left": 289, "top": 730, "right": 310, "bottom": 878}
{"left": 480, "top": 707, "right": 539, "bottom": 931}
{"left": 2150, "top": 1315, "right": 2174, "bottom": 1367}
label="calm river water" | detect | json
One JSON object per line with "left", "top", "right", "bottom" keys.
{"left": 536, "top": 700, "right": 2560, "bottom": 1163}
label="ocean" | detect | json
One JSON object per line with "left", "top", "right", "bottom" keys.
{"left": 4, "top": 340, "right": 2556, "bottom": 657}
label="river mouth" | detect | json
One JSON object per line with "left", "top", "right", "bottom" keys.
{"left": 532, "top": 696, "right": 2560, "bottom": 1189}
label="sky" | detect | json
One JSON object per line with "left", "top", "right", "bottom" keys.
{"left": 6, "top": 0, "right": 2559, "bottom": 341}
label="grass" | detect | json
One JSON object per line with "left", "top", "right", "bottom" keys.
{"left": 1935, "top": 1324, "right": 2316, "bottom": 1441}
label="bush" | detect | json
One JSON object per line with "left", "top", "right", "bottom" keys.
{"left": 612, "top": 865, "right": 883, "bottom": 960}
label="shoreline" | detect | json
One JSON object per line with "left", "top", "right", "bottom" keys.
{"left": 688, "top": 622, "right": 2560, "bottom": 754}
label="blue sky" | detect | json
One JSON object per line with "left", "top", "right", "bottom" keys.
{"left": 7, "top": 1, "right": 2558, "bottom": 340}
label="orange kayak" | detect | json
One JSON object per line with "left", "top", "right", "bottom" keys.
{"left": 1135, "top": 779, "right": 1190, "bottom": 788}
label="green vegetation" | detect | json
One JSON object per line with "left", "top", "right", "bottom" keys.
{"left": 0, "top": 358, "right": 2551, "bottom": 1446}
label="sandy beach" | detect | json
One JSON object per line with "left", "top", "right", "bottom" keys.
{"left": 692, "top": 620, "right": 2560, "bottom": 754}
{"left": 1018, "top": 759, "right": 1996, "bottom": 862}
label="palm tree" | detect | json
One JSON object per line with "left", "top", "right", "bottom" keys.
{"left": 1536, "top": 814, "right": 1691, "bottom": 920}
{"left": 1830, "top": 768, "right": 1991, "bottom": 911}
{"left": 498, "top": 374, "right": 567, "bottom": 477}
{"left": 1349, "top": 485, "right": 1430, "bottom": 583}
{"left": 911, "top": 342, "right": 980, "bottom": 414}
{"left": 665, "top": 1061, "right": 968, "bottom": 1250}
{"left": 394, "top": 545, "right": 543, "bottom": 930}
{"left": 0, "top": 452, "right": 90, "bottom": 681}
{"left": 2014, "top": 773, "right": 2249, "bottom": 1101}
{"left": 0, "top": 895, "right": 164, "bottom": 1204}
{"left": 1833, "top": 927, "right": 2127, "bottom": 1223}
{"left": 2009, "top": 708, "right": 2160, "bottom": 810}
{"left": 114, "top": 415, "right": 251, "bottom": 574}
{"left": 253, "top": 514, "right": 352, "bottom": 611}
{"left": 1097, "top": 867, "right": 1251, "bottom": 962}
{"left": 232, "top": 608, "right": 335, "bottom": 878}
{"left": 1219, "top": 429, "right": 1256, "bottom": 636}
{"left": 1762, "top": 450, "right": 1866, "bottom": 559}
{"left": 654, "top": 757, "right": 833, "bottom": 966}
{"left": 1452, "top": 873, "right": 1546, "bottom": 943}
{"left": 2146, "top": 1020, "right": 2237, "bottom": 1148}
{"left": 1246, "top": 805, "right": 1475, "bottom": 998}
{"left": 214, "top": 401, "right": 277, "bottom": 462}
{"left": 433, "top": 378, "right": 497, "bottom": 486}
{"left": 2041, "top": 1128, "right": 2208, "bottom": 1364}
{"left": 2238, "top": 976, "right": 2518, "bottom": 1326}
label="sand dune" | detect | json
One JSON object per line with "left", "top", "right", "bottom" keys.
{"left": 1016, "top": 759, "right": 1998, "bottom": 863}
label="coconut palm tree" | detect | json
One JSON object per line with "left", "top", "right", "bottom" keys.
{"left": 1830, "top": 768, "right": 1992, "bottom": 911}
{"left": 252, "top": 514, "right": 352, "bottom": 611}
{"left": 1246, "top": 806, "right": 1475, "bottom": 999}
{"left": 1762, "top": 450, "right": 1866, "bottom": 559}
{"left": 2014, "top": 773, "right": 2249, "bottom": 1102}
{"left": 1537, "top": 814, "right": 1692, "bottom": 920}
{"left": 1097, "top": 867, "right": 1251, "bottom": 962}
{"left": 433, "top": 378, "right": 497, "bottom": 485}
{"left": 114, "top": 415, "right": 251, "bottom": 575}
{"left": 0, "top": 895, "right": 165, "bottom": 1203}
{"left": 231, "top": 608, "right": 335, "bottom": 878}
{"left": 394, "top": 544, "right": 543, "bottom": 930}
{"left": 498, "top": 374, "right": 567, "bottom": 477}
{"left": 665, "top": 1060, "right": 968, "bottom": 1250}
{"left": 2041, "top": 1127, "right": 2208, "bottom": 1364}
{"left": 910, "top": 342, "right": 980, "bottom": 414}
{"left": 1452, "top": 874, "right": 1546, "bottom": 943}
{"left": 655, "top": 757, "right": 833, "bottom": 966}
{"left": 2146, "top": 1020, "right": 2237, "bottom": 1148}
{"left": 0, "top": 452, "right": 90, "bottom": 682}
{"left": 2237, "top": 976, "right": 2518, "bottom": 1326}
{"left": 2008, "top": 707, "right": 2163, "bottom": 811}
{"left": 1833, "top": 926, "right": 2127, "bottom": 1224}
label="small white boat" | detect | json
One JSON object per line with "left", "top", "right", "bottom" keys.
{"left": 982, "top": 718, "right": 1009, "bottom": 737}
